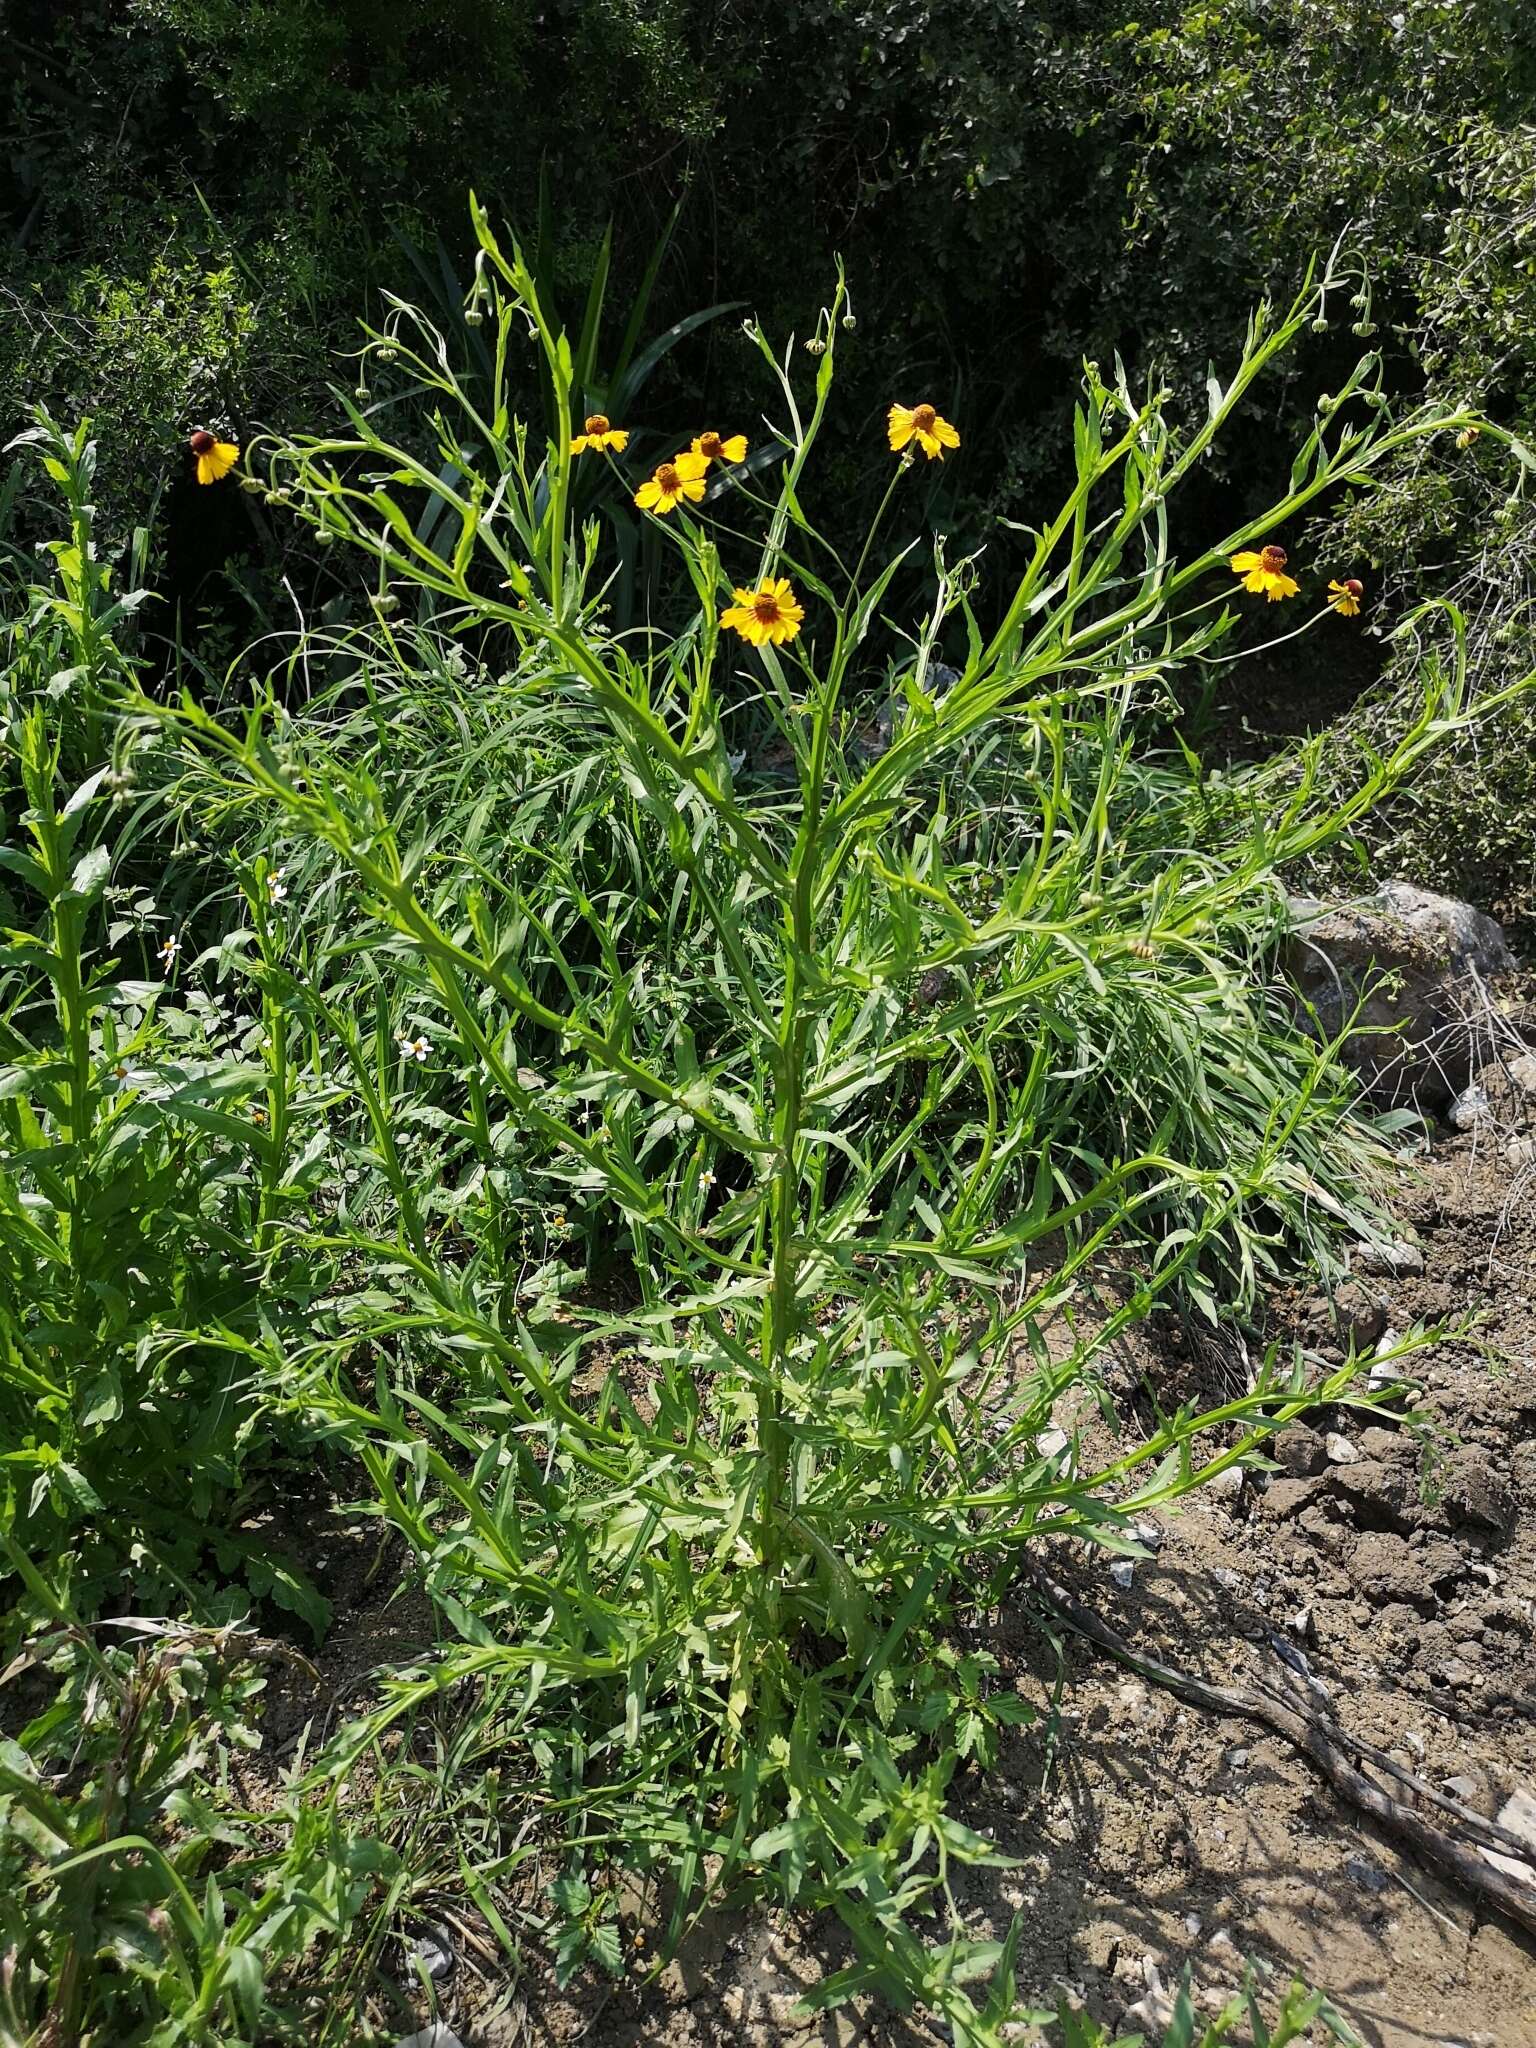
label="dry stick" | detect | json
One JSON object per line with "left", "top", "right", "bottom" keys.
{"left": 1025, "top": 1559, "right": 1536, "bottom": 1939}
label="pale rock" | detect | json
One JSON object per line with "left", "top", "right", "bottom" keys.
{"left": 1285, "top": 884, "right": 1512, "bottom": 1106}
{"left": 1354, "top": 1238, "right": 1425, "bottom": 1277}
{"left": 1124, "top": 1958, "right": 1176, "bottom": 2034}
{"left": 1449, "top": 1083, "right": 1490, "bottom": 1130}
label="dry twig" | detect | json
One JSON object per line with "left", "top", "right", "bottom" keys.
{"left": 1026, "top": 1559, "right": 1536, "bottom": 1937}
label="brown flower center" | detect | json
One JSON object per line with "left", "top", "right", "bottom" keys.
{"left": 911, "top": 404, "right": 937, "bottom": 432}
{"left": 753, "top": 595, "right": 782, "bottom": 623}
{"left": 189, "top": 429, "right": 216, "bottom": 455}
{"left": 1259, "top": 544, "right": 1288, "bottom": 572}
{"left": 698, "top": 432, "right": 725, "bottom": 459}
{"left": 584, "top": 414, "right": 609, "bottom": 435}
{"left": 657, "top": 464, "right": 680, "bottom": 492}
{"left": 1343, "top": 578, "right": 1363, "bottom": 596}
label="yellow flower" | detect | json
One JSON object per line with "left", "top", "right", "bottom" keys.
{"left": 571, "top": 413, "right": 629, "bottom": 454}
{"left": 887, "top": 402, "right": 960, "bottom": 460}
{"left": 692, "top": 430, "right": 748, "bottom": 465}
{"left": 634, "top": 451, "right": 709, "bottom": 514}
{"left": 1328, "top": 577, "right": 1364, "bottom": 617}
{"left": 1229, "top": 543, "right": 1300, "bottom": 602}
{"left": 189, "top": 428, "right": 239, "bottom": 485}
{"left": 720, "top": 577, "right": 804, "bottom": 647}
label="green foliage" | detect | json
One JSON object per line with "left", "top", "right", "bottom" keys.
{"left": 0, "top": 1581, "right": 396, "bottom": 2046}
{"left": 12, "top": 0, "right": 1536, "bottom": 570}
{"left": 52, "top": 224, "right": 1500, "bottom": 2034}
{"left": 0, "top": 415, "right": 329, "bottom": 1621}
{"left": 3, "top": 204, "right": 1530, "bottom": 2037}
{"left": 1048, "top": 1958, "right": 1361, "bottom": 2046}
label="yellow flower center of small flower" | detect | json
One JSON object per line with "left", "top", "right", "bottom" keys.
{"left": 1260, "top": 545, "right": 1288, "bottom": 572}
{"left": 585, "top": 414, "right": 609, "bottom": 435}
{"left": 911, "top": 405, "right": 937, "bottom": 432}
{"left": 190, "top": 429, "right": 216, "bottom": 455}
{"left": 753, "top": 594, "right": 783, "bottom": 624}
{"left": 699, "top": 433, "right": 725, "bottom": 459}
{"left": 657, "top": 464, "right": 680, "bottom": 492}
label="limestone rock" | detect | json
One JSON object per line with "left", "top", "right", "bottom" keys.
{"left": 1285, "top": 884, "right": 1512, "bottom": 1106}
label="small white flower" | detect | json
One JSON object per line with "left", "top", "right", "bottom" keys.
{"left": 266, "top": 867, "right": 288, "bottom": 903}
{"left": 157, "top": 935, "right": 181, "bottom": 970}
{"left": 396, "top": 1032, "right": 430, "bottom": 1062}
{"left": 699, "top": 1169, "right": 717, "bottom": 1190}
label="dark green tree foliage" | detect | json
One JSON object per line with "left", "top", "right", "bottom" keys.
{"left": 10, "top": 1, "right": 1536, "bottom": 543}
{"left": 10, "top": 0, "right": 1536, "bottom": 888}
